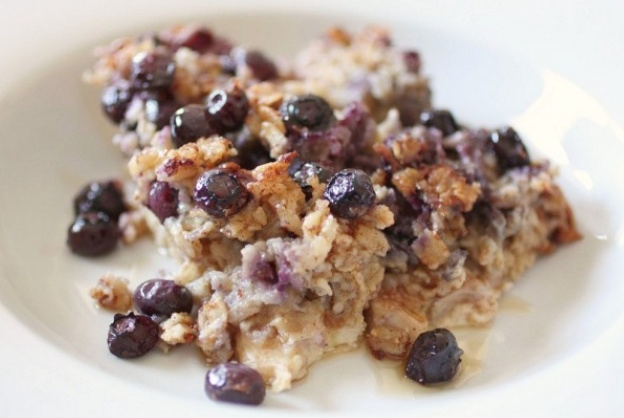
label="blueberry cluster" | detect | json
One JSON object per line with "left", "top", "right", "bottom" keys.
{"left": 170, "top": 85, "right": 250, "bottom": 148}
{"left": 99, "top": 26, "right": 277, "bottom": 147}
{"left": 108, "top": 278, "right": 193, "bottom": 359}
{"left": 67, "top": 180, "right": 126, "bottom": 257}
{"left": 106, "top": 276, "right": 267, "bottom": 406}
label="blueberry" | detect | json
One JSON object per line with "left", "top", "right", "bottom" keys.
{"left": 143, "top": 92, "right": 181, "bottom": 130}
{"left": 231, "top": 47, "right": 278, "bottom": 81}
{"left": 489, "top": 126, "right": 531, "bottom": 172}
{"left": 130, "top": 50, "right": 176, "bottom": 91}
{"left": 132, "top": 278, "right": 193, "bottom": 317}
{"left": 101, "top": 83, "right": 132, "bottom": 124}
{"left": 73, "top": 180, "right": 126, "bottom": 220}
{"left": 204, "top": 86, "right": 249, "bottom": 134}
{"left": 170, "top": 104, "right": 214, "bottom": 147}
{"left": 147, "top": 181, "right": 179, "bottom": 222}
{"left": 67, "top": 212, "right": 119, "bottom": 257}
{"left": 194, "top": 168, "right": 250, "bottom": 218}
{"left": 419, "top": 109, "right": 459, "bottom": 137}
{"left": 244, "top": 50, "right": 278, "bottom": 81}
{"left": 280, "top": 94, "right": 335, "bottom": 132}
{"left": 288, "top": 159, "right": 331, "bottom": 199}
{"left": 231, "top": 132, "right": 272, "bottom": 170}
{"left": 204, "top": 362, "right": 266, "bottom": 406}
{"left": 107, "top": 313, "right": 160, "bottom": 359}
{"left": 176, "top": 28, "right": 214, "bottom": 52}
{"left": 323, "top": 169, "right": 375, "bottom": 219}
{"left": 405, "top": 328, "right": 463, "bottom": 385}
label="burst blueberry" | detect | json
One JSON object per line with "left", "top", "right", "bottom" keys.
{"left": 405, "top": 328, "right": 463, "bottom": 385}
{"left": 288, "top": 159, "right": 331, "bottom": 199}
{"left": 107, "top": 313, "right": 160, "bottom": 359}
{"left": 147, "top": 181, "right": 179, "bottom": 222}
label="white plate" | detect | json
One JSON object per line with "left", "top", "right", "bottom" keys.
{"left": 1, "top": 1, "right": 623, "bottom": 417}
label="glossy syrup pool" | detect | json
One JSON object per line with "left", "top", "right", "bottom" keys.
{"left": 0, "top": 10, "right": 623, "bottom": 413}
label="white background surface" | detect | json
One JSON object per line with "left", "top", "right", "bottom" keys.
{"left": 1, "top": 1, "right": 623, "bottom": 417}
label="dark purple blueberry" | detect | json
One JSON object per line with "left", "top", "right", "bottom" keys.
{"left": 132, "top": 278, "right": 193, "bottom": 316}
{"left": 323, "top": 169, "right": 375, "bottom": 219}
{"left": 147, "top": 181, "right": 179, "bottom": 222}
{"left": 204, "top": 86, "right": 249, "bottom": 134}
{"left": 288, "top": 159, "right": 331, "bottom": 199}
{"left": 177, "top": 28, "right": 214, "bottom": 52}
{"left": 244, "top": 50, "right": 278, "bottom": 81}
{"left": 204, "top": 362, "right": 266, "bottom": 406}
{"left": 419, "top": 109, "right": 459, "bottom": 137}
{"left": 130, "top": 50, "right": 176, "bottom": 91}
{"left": 280, "top": 94, "right": 335, "bottom": 132}
{"left": 403, "top": 50, "right": 421, "bottom": 73}
{"left": 73, "top": 180, "right": 126, "bottom": 220}
{"left": 489, "top": 126, "right": 531, "bottom": 172}
{"left": 231, "top": 47, "right": 278, "bottom": 81}
{"left": 143, "top": 91, "right": 181, "bottom": 130}
{"left": 107, "top": 313, "right": 160, "bottom": 359}
{"left": 405, "top": 328, "right": 463, "bottom": 385}
{"left": 170, "top": 104, "right": 214, "bottom": 147}
{"left": 207, "top": 36, "right": 234, "bottom": 55}
{"left": 101, "top": 83, "right": 132, "bottom": 124}
{"left": 67, "top": 212, "right": 119, "bottom": 257}
{"left": 231, "top": 133, "right": 271, "bottom": 170}
{"left": 194, "top": 168, "right": 250, "bottom": 218}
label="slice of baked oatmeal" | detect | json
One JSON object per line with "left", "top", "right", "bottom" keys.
{"left": 83, "top": 24, "right": 579, "bottom": 392}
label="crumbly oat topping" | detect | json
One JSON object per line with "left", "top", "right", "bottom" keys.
{"left": 160, "top": 312, "right": 197, "bottom": 346}
{"left": 89, "top": 274, "right": 133, "bottom": 312}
